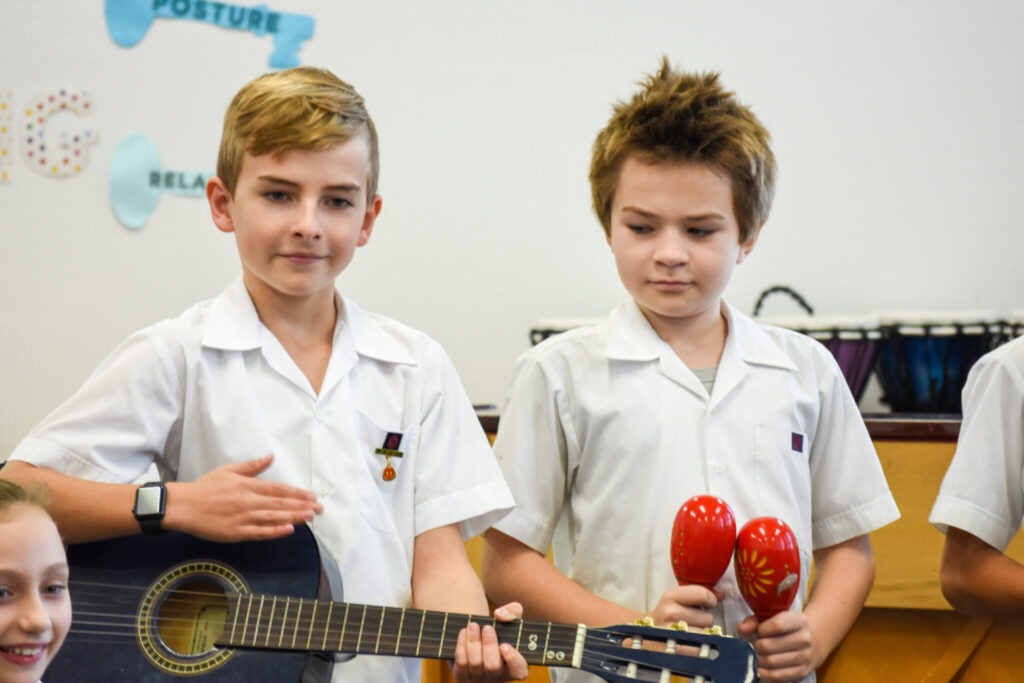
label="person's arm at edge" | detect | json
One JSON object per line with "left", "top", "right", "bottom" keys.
{"left": 940, "top": 526, "right": 1024, "bottom": 618}
{"left": 412, "top": 524, "right": 528, "bottom": 682}
{"left": 0, "top": 456, "right": 321, "bottom": 544}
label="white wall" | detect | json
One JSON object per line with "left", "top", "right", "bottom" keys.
{"left": 2, "top": 1, "right": 1022, "bottom": 457}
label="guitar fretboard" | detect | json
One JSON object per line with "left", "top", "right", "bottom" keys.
{"left": 217, "top": 594, "right": 586, "bottom": 668}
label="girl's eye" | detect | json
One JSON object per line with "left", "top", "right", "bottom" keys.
{"left": 45, "top": 583, "right": 67, "bottom": 596}
{"left": 265, "top": 191, "right": 289, "bottom": 202}
{"left": 689, "top": 228, "right": 714, "bottom": 237}
{"left": 628, "top": 224, "right": 653, "bottom": 234}
{"left": 327, "top": 197, "right": 352, "bottom": 209}
{"left": 0, "top": 587, "right": 11, "bottom": 599}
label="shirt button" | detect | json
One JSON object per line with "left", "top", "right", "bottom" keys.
{"left": 714, "top": 463, "right": 728, "bottom": 475}
{"left": 314, "top": 411, "right": 326, "bottom": 422}
{"left": 315, "top": 482, "right": 331, "bottom": 497}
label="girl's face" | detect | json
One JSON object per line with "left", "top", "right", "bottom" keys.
{"left": 0, "top": 506, "right": 71, "bottom": 683}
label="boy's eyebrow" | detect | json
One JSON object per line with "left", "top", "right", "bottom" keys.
{"left": 257, "top": 175, "right": 362, "bottom": 193}
{"left": 620, "top": 205, "right": 728, "bottom": 222}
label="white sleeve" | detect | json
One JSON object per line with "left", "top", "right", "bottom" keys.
{"left": 929, "top": 347, "right": 1024, "bottom": 550}
{"left": 7, "top": 327, "right": 183, "bottom": 483}
{"left": 809, "top": 350, "right": 900, "bottom": 548}
{"left": 490, "top": 350, "right": 575, "bottom": 554}
{"left": 411, "top": 344, "right": 514, "bottom": 540}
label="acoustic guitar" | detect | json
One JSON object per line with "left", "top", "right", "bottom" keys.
{"left": 47, "top": 524, "right": 756, "bottom": 682}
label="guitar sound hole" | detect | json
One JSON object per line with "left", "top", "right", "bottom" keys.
{"left": 156, "top": 578, "right": 230, "bottom": 657}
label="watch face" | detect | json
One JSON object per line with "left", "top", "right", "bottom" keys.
{"left": 135, "top": 485, "right": 163, "bottom": 517}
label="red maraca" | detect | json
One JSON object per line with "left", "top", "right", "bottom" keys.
{"left": 733, "top": 516, "right": 800, "bottom": 621}
{"left": 670, "top": 495, "right": 737, "bottom": 587}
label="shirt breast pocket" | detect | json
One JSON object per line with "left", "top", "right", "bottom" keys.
{"left": 753, "top": 423, "right": 812, "bottom": 526}
{"left": 353, "top": 407, "right": 419, "bottom": 540}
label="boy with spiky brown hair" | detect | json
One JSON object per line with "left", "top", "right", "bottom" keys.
{"left": 2, "top": 67, "right": 527, "bottom": 683}
{"left": 482, "top": 59, "right": 899, "bottom": 683}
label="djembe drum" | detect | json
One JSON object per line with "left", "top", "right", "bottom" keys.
{"left": 875, "top": 311, "right": 1002, "bottom": 413}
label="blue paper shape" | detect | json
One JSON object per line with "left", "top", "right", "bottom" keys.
{"left": 105, "top": 0, "right": 315, "bottom": 68}
{"left": 110, "top": 133, "right": 212, "bottom": 230}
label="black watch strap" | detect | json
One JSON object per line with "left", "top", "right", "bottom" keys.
{"left": 137, "top": 515, "right": 166, "bottom": 535}
{"left": 133, "top": 482, "right": 167, "bottom": 536}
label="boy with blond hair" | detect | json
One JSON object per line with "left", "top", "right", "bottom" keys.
{"left": 1, "top": 67, "right": 526, "bottom": 683}
{"left": 482, "top": 59, "right": 899, "bottom": 683}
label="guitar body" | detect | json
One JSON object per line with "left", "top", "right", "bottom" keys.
{"left": 49, "top": 526, "right": 326, "bottom": 682}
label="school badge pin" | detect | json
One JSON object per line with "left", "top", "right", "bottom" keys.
{"left": 375, "top": 432, "right": 403, "bottom": 481}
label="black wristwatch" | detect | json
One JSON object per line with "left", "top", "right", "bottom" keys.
{"left": 133, "top": 482, "right": 168, "bottom": 535}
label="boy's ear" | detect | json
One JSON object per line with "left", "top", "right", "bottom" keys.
{"left": 357, "top": 194, "right": 383, "bottom": 247}
{"left": 736, "top": 223, "right": 763, "bottom": 264}
{"left": 207, "top": 177, "right": 235, "bottom": 234}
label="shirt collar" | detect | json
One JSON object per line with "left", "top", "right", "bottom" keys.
{"left": 605, "top": 299, "right": 665, "bottom": 360}
{"left": 201, "top": 277, "right": 262, "bottom": 351}
{"left": 339, "top": 295, "right": 417, "bottom": 365}
{"left": 722, "top": 301, "right": 799, "bottom": 372}
{"left": 604, "top": 298, "right": 799, "bottom": 372}
{"left": 201, "top": 276, "right": 416, "bottom": 366}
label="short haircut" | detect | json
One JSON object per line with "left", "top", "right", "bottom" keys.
{"left": 0, "top": 478, "right": 52, "bottom": 523}
{"left": 590, "top": 58, "right": 776, "bottom": 242}
{"left": 217, "top": 66, "right": 380, "bottom": 200}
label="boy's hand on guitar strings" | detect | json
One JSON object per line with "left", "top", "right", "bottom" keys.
{"left": 452, "top": 602, "right": 529, "bottom": 682}
{"left": 164, "top": 454, "right": 323, "bottom": 542}
{"left": 737, "top": 609, "right": 813, "bottom": 683}
{"left": 646, "top": 584, "right": 723, "bottom": 628}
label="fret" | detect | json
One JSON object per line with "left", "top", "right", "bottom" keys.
{"left": 321, "top": 602, "right": 334, "bottom": 651}
{"left": 265, "top": 597, "right": 278, "bottom": 647}
{"left": 252, "top": 595, "right": 265, "bottom": 646}
{"left": 291, "top": 599, "right": 303, "bottom": 649}
{"left": 338, "top": 603, "right": 350, "bottom": 652}
{"left": 357, "top": 604, "right": 368, "bottom": 652}
{"left": 543, "top": 622, "right": 551, "bottom": 664}
{"left": 241, "top": 594, "right": 254, "bottom": 646}
{"left": 306, "top": 601, "right": 318, "bottom": 650}
{"left": 229, "top": 594, "right": 241, "bottom": 644}
{"left": 515, "top": 619, "right": 523, "bottom": 653}
{"left": 278, "top": 597, "right": 291, "bottom": 648}
{"left": 395, "top": 607, "right": 406, "bottom": 655}
{"left": 416, "top": 608, "right": 426, "bottom": 656}
{"left": 374, "top": 606, "right": 385, "bottom": 653}
{"left": 438, "top": 612, "right": 449, "bottom": 658}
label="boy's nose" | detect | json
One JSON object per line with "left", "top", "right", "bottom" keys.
{"left": 654, "top": 232, "right": 688, "bottom": 266}
{"left": 291, "top": 202, "right": 324, "bottom": 239}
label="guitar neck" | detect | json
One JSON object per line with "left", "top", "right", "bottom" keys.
{"left": 217, "top": 594, "right": 583, "bottom": 668}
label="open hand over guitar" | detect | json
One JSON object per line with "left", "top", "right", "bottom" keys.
{"left": 165, "top": 454, "right": 323, "bottom": 542}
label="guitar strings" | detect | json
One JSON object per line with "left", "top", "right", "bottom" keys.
{"left": 63, "top": 579, "right": 718, "bottom": 676}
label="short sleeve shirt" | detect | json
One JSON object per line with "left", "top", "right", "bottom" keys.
{"left": 10, "top": 277, "right": 514, "bottom": 683}
{"left": 492, "top": 300, "right": 900, "bottom": 683}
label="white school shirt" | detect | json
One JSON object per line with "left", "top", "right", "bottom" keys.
{"left": 10, "top": 277, "right": 514, "bottom": 683}
{"left": 930, "top": 334, "right": 1024, "bottom": 549}
{"left": 492, "top": 299, "right": 899, "bottom": 683}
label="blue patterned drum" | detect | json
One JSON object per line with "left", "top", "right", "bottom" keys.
{"left": 875, "top": 312, "right": 1002, "bottom": 413}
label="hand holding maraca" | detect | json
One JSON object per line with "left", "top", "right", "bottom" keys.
{"left": 734, "top": 516, "right": 813, "bottom": 683}
{"left": 664, "top": 495, "right": 736, "bottom": 683}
